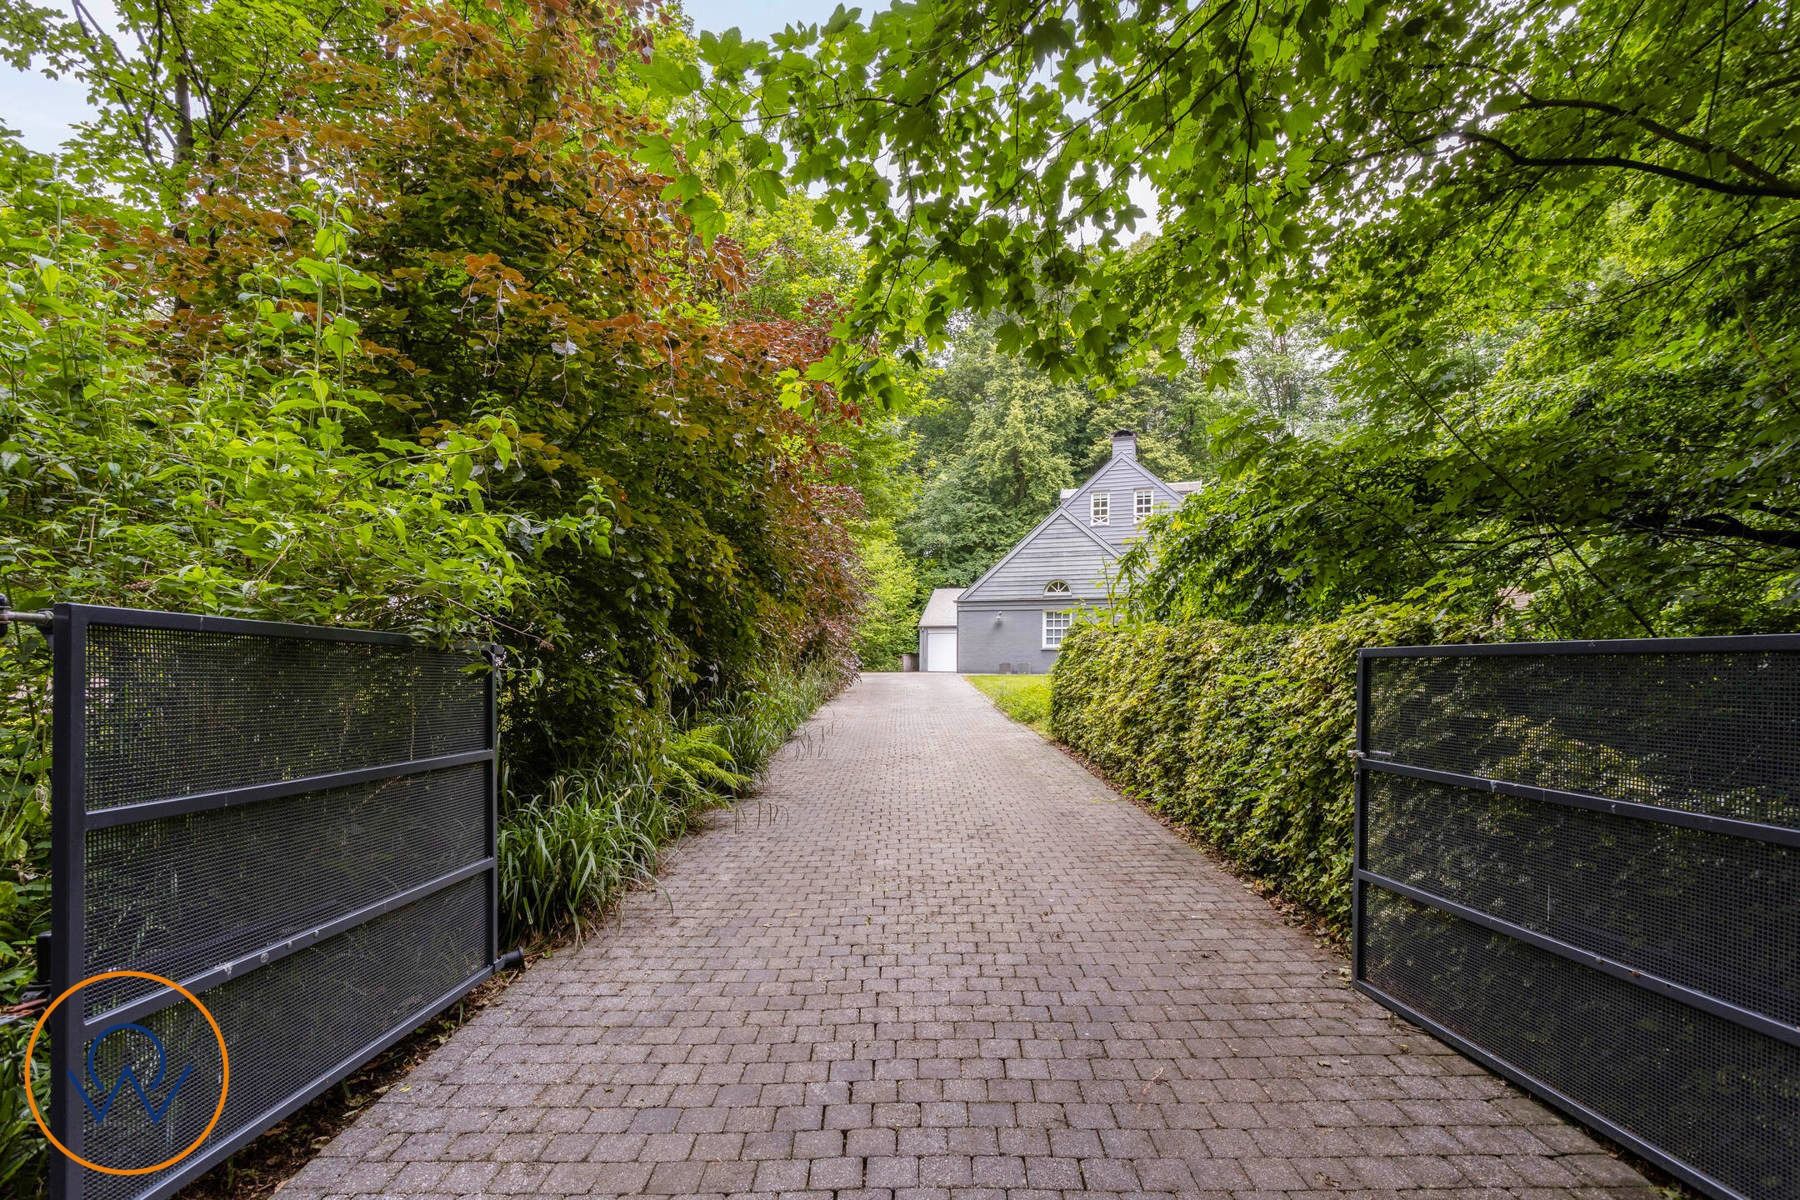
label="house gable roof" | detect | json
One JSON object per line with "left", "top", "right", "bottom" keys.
{"left": 950, "top": 433, "right": 1199, "bottom": 610}
{"left": 1060, "top": 452, "right": 1184, "bottom": 513}
{"left": 957, "top": 507, "right": 1118, "bottom": 605}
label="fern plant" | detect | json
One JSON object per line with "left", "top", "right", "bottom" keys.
{"left": 658, "top": 724, "right": 752, "bottom": 805}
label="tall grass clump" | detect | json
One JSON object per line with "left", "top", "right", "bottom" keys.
{"left": 707, "top": 662, "right": 842, "bottom": 775}
{"left": 499, "top": 774, "right": 681, "bottom": 943}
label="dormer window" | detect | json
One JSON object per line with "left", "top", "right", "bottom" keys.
{"left": 1044, "top": 580, "right": 1071, "bottom": 595}
{"left": 1135, "top": 489, "right": 1155, "bottom": 523}
{"left": 1090, "top": 493, "right": 1109, "bottom": 525}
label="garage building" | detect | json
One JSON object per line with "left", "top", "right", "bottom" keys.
{"left": 916, "top": 588, "right": 963, "bottom": 672}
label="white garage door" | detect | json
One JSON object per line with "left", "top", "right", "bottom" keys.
{"left": 925, "top": 629, "right": 958, "bottom": 672}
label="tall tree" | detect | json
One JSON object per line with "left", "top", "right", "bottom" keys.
{"left": 1, "top": 0, "right": 386, "bottom": 212}
{"left": 904, "top": 390, "right": 1074, "bottom": 588}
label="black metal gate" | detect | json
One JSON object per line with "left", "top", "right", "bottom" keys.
{"left": 1352, "top": 636, "right": 1800, "bottom": 1200}
{"left": 43, "top": 604, "right": 503, "bottom": 1200}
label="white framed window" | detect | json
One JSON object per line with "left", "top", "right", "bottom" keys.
{"left": 1135, "top": 488, "right": 1155, "bottom": 523}
{"left": 1042, "top": 609, "right": 1073, "bottom": 649}
{"left": 1043, "top": 579, "right": 1071, "bottom": 595}
{"left": 1090, "top": 493, "right": 1110, "bottom": 525}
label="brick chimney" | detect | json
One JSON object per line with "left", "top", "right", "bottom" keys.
{"left": 1111, "top": 429, "right": 1137, "bottom": 461}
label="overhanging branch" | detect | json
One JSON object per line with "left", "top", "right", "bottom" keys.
{"left": 1457, "top": 128, "right": 1800, "bottom": 200}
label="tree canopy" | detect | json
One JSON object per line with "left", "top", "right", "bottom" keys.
{"left": 637, "top": 0, "right": 1796, "bottom": 636}
{"left": 664, "top": 0, "right": 1796, "bottom": 386}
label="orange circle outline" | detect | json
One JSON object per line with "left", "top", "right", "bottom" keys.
{"left": 24, "top": 969, "right": 230, "bottom": 1176}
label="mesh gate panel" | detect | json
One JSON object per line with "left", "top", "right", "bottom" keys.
{"left": 82, "top": 765, "right": 488, "bottom": 1020}
{"left": 1362, "top": 888, "right": 1799, "bottom": 1200}
{"left": 1364, "top": 770, "right": 1800, "bottom": 1025}
{"left": 1365, "top": 649, "right": 1800, "bottom": 827}
{"left": 79, "top": 878, "right": 489, "bottom": 1200}
{"left": 50, "top": 606, "right": 499, "bottom": 1200}
{"left": 1355, "top": 639, "right": 1800, "bottom": 1200}
{"left": 81, "top": 623, "right": 486, "bottom": 811}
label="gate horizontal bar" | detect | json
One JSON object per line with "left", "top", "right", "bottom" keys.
{"left": 82, "top": 857, "right": 497, "bottom": 1033}
{"left": 1356, "top": 870, "right": 1800, "bottom": 1050}
{"left": 1357, "top": 756, "right": 1800, "bottom": 847}
{"left": 61, "top": 602, "right": 423, "bottom": 646}
{"left": 1359, "top": 632, "right": 1800, "bottom": 658}
{"left": 86, "top": 749, "right": 495, "bottom": 829}
{"left": 0, "top": 604, "right": 52, "bottom": 626}
{"left": 126, "top": 964, "right": 495, "bottom": 1200}
{"left": 1352, "top": 976, "right": 1751, "bottom": 1200}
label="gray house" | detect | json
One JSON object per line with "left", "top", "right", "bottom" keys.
{"left": 920, "top": 430, "right": 1199, "bottom": 674}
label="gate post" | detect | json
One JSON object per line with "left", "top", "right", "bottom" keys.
{"left": 484, "top": 644, "right": 503, "bottom": 968}
{"left": 1350, "top": 647, "right": 1368, "bottom": 988}
{"left": 47, "top": 603, "right": 87, "bottom": 1200}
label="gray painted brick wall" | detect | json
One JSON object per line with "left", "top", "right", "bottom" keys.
{"left": 957, "top": 601, "right": 1092, "bottom": 674}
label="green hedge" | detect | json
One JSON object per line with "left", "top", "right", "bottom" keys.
{"left": 1049, "top": 604, "right": 1481, "bottom": 931}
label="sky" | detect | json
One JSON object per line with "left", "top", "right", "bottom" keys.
{"left": 0, "top": 0, "right": 870, "bottom": 156}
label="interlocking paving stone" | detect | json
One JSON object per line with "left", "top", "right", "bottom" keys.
{"left": 279, "top": 673, "right": 1658, "bottom": 1199}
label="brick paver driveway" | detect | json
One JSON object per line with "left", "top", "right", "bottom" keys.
{"left": 283, "top": 673, "right": 1655, "bottom": 1200}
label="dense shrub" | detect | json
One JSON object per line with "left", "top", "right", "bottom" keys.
{"left": 851, "top": 532, "right": 925, "bottom": 671}
{"left": 1050, "top": 604, "right": 1482, "bottom": 930}
{"left": 0, "top": 3, "right": 870, "bottom": 1188}
{"left": 0, "top": 0, "right": 866, "bottom": 963}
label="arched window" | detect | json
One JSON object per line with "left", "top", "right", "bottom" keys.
{"left": 1043, "top": 580, "right": 1071, "bottom": 595}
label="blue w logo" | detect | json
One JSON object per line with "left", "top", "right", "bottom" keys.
{"left": 70, "top": 1023, "right": 194, "bottom": 1125}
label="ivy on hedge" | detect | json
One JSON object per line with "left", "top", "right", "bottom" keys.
{"left": 1049, "top": 604, "right": 1483, "bottom": 932}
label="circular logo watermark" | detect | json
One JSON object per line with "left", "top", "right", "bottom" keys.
{"left": 24, "top": 970, "right": 230, "bottom": 1176}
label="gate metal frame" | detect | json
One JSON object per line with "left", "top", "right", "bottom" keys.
{"left": 1351, "top": 633, "right": 1800, "bottom": 1200}
{"left": 45, "top": 603, "right": 508, "bottom": 1200}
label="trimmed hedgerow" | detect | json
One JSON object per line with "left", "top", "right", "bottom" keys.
{"left": 1049, "top": 604, "right": 1482, "bottom": 932}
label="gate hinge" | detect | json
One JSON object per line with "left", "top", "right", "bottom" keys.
{"left": 0, "top": 593, "right": 52, "bottom": 628}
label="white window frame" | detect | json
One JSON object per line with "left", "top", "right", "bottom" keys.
{"left": 1042, "top": 609, "right": 1073, "bottom": 649}
{"left": 1135, "top": 488, "right": 1155, "bottom": 523}
{"left": 1043, "top": 579, "right": 1070, "bottom": 595}
{"left": 1089, "top": 493, "right": 1110, "bottom": 525}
